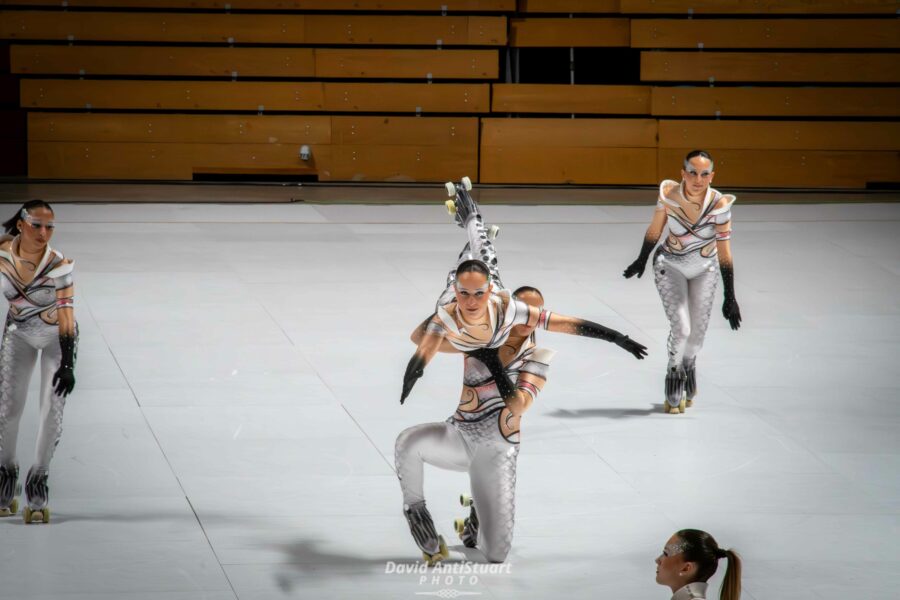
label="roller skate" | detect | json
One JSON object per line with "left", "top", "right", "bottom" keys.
{"left": 453, "top": 493, "right": 479, "bottom": 549}
{"left": 664, "top": 366, "right": 686, "bottom": 414}
{"left": 0, "top": 464, "right": 21, "bottom": 517}
{"left": 683, "top": 358, "right": 697, "bottom": 408}
{"left": 403, "top": 501, "right": 449, "bottom": 566}
{"left": 22, "top": 466, "right": 50, "bottom": 524}
{"left": 443, "top": 177, "right": 500, "bottom": 240}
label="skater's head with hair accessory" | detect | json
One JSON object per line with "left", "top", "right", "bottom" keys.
{"left": 454, "top": 259, "right": 493, "bottom": 320}
{"left": 681, "top": 150, "right": 715, "bottom": 201}
{"left": 656, "top": 529, "right": 742, "bottom": 600}
{"left": 2, "top": 200, "right": 56, "bottom": 250}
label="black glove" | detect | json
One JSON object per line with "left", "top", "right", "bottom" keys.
{"left": 623, "top": 240, "right": 655, "bottom": 279}
{"left": 614, "top": 334, "right": 649, "bottom": 360}
{"left": 465, "top": 347, "right": 516, "bottom": 400}
{"left": 52, "top": 333, "right": 76, "bottom": 397}
{"left": 720, "top": 265, "right": 742, "bottom": 331}
{"left": 400, "top": 353, "right": 425, "bottom": 405}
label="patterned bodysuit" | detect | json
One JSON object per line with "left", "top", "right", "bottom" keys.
{"left": 0, "top": 239, "right": 75, "bottom": 471}
{"left": 652, "top": 180, "right": 734, "bottom": 371}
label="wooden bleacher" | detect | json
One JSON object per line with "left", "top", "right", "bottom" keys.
{"left": 632, "top": 19, "right": 900, "bottom": 49}
{"left": 1, "top": 0, "right": 897, "bottom": 188}
{"left": 481, "top": 118, "right": 658, "bottom": 184}
{"left": 0, "top": 12, "right": 507, "bottom": 46}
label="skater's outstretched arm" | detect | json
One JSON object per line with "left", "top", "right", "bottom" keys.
{"left": 623, "top": 199, "right": 667, "bottom": 279}
{"left": 400, "top": 327, "right": 445, "bottom": 405}
{"left": 410, "top": 314, "right": 461, "bottom": 354}
{"left": 713, "top": 196, "right": 741, "bottom": 331}
{"left": 539, "top": 309, "right": 648, "bottom": 360}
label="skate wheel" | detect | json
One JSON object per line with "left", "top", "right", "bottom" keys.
{"left": 22, "top": 506, "right": 32, "bottom": 523}
{"left": 487, "top": 225, "right": 500, "bottom": 241}
{"left": 678, "top": 398, "right": 686, "bottom": 413}
{"left": 459, "top": 493, "right": 473, "bottom": 507}
{"left": 9, "top": 498, "right": 17, "bottom": 515}
{"left": 445, "top": 182, "right": 456, "bottom": 197}
{"left": 454, "top": 518, "right": 466, "bottom": 535}
{"left": 41, "top": 508, "right": 50, "bottom": 523}
{"left": 685, "top": 398, "right": 694, "bottom": 408}
{"left": 445, "top": 200, "right": 456, "bottom": 216}
{"left": 461, "top": 176, "right": 472, "bottom": 191}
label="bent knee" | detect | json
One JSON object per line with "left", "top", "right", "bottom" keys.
{"left": 482, "top": 543, "right": 511, "bottom": 564}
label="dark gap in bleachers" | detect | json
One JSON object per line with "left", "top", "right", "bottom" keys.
{"left": 0, "top": 43, "right": 26, "bottom": 177}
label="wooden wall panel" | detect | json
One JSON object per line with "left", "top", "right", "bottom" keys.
{"left": 492, "top": 84, "right": 650, "bottom": 114}
{"left": 620, "top": 0, "right": 896, "bottom": 14}
{"left": 481, "top": 118, "right": 657, "bottom": 147}
{"left": 518, "top": 1, "right": 620, "bottom": 12}
{"left": 29, "top": 113, "right": 332, "bottom": 144}
{"left": 658, "top": 148, "right": 900, "bottom": 188}
{"left": 322, "top": 83, "right": 489, "bottom": 112}
{"left": 11, "top": 46, "right": 316, "bottom": 77}
{"left": 481, "top": 117, "right": 656, "bottom": 184}
{"left": 659, "top": 120, "right": 900, "bottom": 152}
{"left": 0, "top": 12, "right": 506, "bottom": 46}
{"left": 21, "top": 80, "right": 326, "bottom": 111}
{"left": 0, "top": 12, "right": 308, "bottom": 44}
{"left": 315, "top": 49, "right": 498, "bottom": 79}
{"left": 28, "top": 142, "right": 331, "bottom": 180}
{"left": 304, "top": 15, "right": 506, "bottom": 46}
{"left": 642, "top": 52, "right": 900, "bottom": 83}
{"left": 510, "top": 18, "right": 629, "bottom": 47}
{"left": 650, "top": 87, "right": 900, "bottom": 118}
{"left": 0, "top": 0, "right": 515, "bottom": 11}
{"left": 482, "top": 146, "right": 657, "bottom": 184}
{"left": 632, "top": 19, "right": 900, "bottom": 49}
{"left": 331, "top": 145, "right": 477, "bottom": 182}
{"left": 331, "top": 116, "right": 478, "bottom": 146}
{"left": 20, "top": 80, "right": 490, "bottom": 113}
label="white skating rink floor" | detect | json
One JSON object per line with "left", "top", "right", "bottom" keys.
{"left": 0, "top": 197, "right": 898, "bottom": 600}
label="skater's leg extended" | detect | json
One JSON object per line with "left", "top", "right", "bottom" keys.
{"left": 34, "top": 337, "right": 69, "bottom": 468}
{"left": 0, "top": 328, "right": 39, "bottom": 466}
{"left": 682, "top": 266, "right": 719, "bottom": 404}
{"left": 468, "top": 443, "right": 519, "bottom": 563}
{"left": 653, "top": 255, "right": 691, "bottom": 370}
{"left": 395, "top": 422, "right": 470, "bottom": 505}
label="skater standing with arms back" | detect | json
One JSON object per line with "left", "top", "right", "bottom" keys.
{"left": 623, "top": 151, "right": 742, "bottom": 413}
{"left": 0, "top": 200, "right": 77, "bottom": 523}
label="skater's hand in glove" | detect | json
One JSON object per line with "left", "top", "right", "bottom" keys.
{"left": 52, "top": 366, "right": 75, "bottom": 397}
{"left": 615, "top": 335, "right": 648, "bottom": 360}
{"left": 722, "top": 298, "right": 742, "bottom": 331}
{"left": 622, "top": 258, "right": 646, "bottom": 279}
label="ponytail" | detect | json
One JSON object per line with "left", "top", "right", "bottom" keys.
{"left": 719, "top": 549, "right": 742, "bottom": 600}
{"left": 2, "top": 200, "right": 54, "bottom": 235}
{"left": 675, "top": 529, "right": 742, "bottom": 600}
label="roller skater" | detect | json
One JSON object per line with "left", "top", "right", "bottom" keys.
{"left": 0, "top": 200, "right": 78, "bottom": 524}
{"left": 623, "top": 151, "right": 741, "bottom": 413}
{"left": 396, "top": 181, "right": 647, "bottom": 563}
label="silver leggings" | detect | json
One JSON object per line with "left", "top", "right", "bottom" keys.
{"left": 0, "top": 320, "right": 67, "bottom": 469}
{"left": 395, "top": 420, "right": 519, "bottom": 563}
{"left": 653, "top": 250, "right": 719, "bottom": 370}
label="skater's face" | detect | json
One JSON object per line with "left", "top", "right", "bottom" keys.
{"left": 681, "top": 156, "right": 714, "bottom": 198}
{"left": 455, "top": 271, "right": 492, "bottom": 318}
{"left": 655, "top": 535, "right": 695, "bottom": 589}
{"left": 17, "top": 207, "right": 55, "bottom": 248}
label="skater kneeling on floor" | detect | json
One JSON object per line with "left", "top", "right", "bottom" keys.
{"left": 0, "top": 200, "right": 78, "bottom": 524}
{"left": 656, "top": 529, "right": 742, "bottom": 600}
